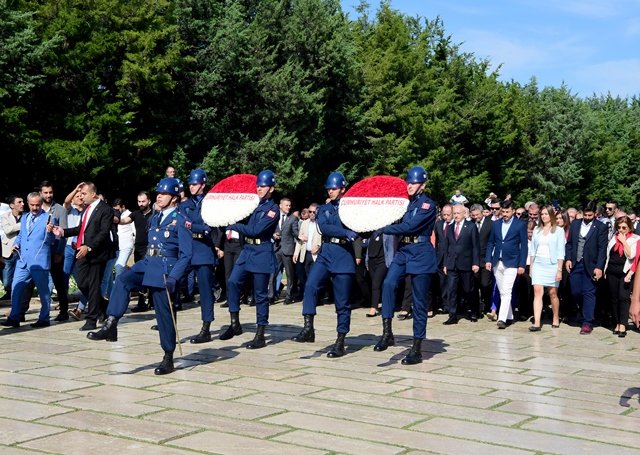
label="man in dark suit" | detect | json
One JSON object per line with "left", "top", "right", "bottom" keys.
{"left": 485, "top": 199, "right": 528, "bottom": 329}
{"left": 565, "top": 201, "right": 608, "bottom": 334}
{"left": 443, "top": 204, "right": 480, "bottom": 323}
{"left": 273, "top": 197, "right": 299, "bottom": 304}
{"left": 470, "top": 204, "right": 493, "bottom": 317}
{"left": 53, "top": 182, "right": 114, "bottom": 330}
{"left": 433, "top": 204, "right": 452, "bottom": 312}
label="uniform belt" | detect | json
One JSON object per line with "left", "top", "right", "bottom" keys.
{"left": 322, "top": 236, "right": 348, "bottom": 245}
{"left": 400, "top": 236, "right": 427, "bottom": 244}
{"left": 192, "top": 233, "right": 205, "bottom": 239}
{"left": 147, "top": 248, "right": 165, "bottom": 257}
{"left": 245, "top": 238, "right": 263, "bottom": 245}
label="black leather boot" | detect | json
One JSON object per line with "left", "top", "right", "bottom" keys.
{"left": 246, "top": 325, "right": 266, "bottom": 349}
{"left": 374, "top": 318, "right": 394, "bottom": 351}
{"left": 327, "top": 333, "right": 346, "bottom": 358}
{"left": 291, "top": 315, "right": 315, "bottom": 342}
{"left": 401, "top": 338, "right": 423, "bottom": 365}
{"left": 154, "top": 351, "right": 174, "bottom": 375}
{"left": 190, "top": 321, "right": 212, "bottom": 344}
{"left": 219, "top": 311, "right": 242, "bottom": 340}
{"left": 87, "top": 316, "right": 118, "bottom": 341}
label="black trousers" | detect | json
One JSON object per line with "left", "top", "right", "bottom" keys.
{"left": 447, "top": 268, "right": 477, "bottom": 316}
{"left": 368, "top": 256, "right": 387, "bottom": 309}
{"left": 76, "top": 259, "right": 108, "bottom": 322}
{"left": 607, "top": 271, "right": 631, "bottom": 326}
{"left": 50, "top": 255, "right": 69, "bottom": 313}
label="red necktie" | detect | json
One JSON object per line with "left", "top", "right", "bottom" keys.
{"left": 77, "top": 205, "right": 92, "bottom": 248}
{"left": 455, "top": 223, "right": 461, "bottom": 240}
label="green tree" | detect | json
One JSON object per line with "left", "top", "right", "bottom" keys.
{"left": 0, "top": 0, "right": 60, "bottom": 195}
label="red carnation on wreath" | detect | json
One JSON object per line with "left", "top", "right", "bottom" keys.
{"left": 339, "top": 176, "right": 409, "bottom": 233}
{"left": 201, "top": 174, "right": 259, "bottom": 227}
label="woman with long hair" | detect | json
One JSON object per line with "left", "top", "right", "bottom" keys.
{"left": 604, "top": 216, "right": 639, "bottom": 337}
{"left": 529, "top": 206, "right": 566, "bottom": 330}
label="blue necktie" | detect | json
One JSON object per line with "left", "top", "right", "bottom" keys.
{"left": 27, "top": 214, "right": 34, "bottom": 231}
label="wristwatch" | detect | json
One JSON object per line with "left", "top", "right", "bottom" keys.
{"left": 86, "top": 246, "right": 92, "bottom": 252}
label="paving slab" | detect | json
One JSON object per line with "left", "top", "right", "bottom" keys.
{"left": 0, "top": 299, "right": 637, "bottom": 453}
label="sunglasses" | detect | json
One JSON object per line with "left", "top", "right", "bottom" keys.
{"left": 308, "top": 210, "right": 316, "bottom": 213}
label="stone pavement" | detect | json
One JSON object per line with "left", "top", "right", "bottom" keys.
{"left": 1, "top": 299, "right": 640, "bottom": 454}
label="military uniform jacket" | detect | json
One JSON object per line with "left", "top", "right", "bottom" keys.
{"left": 179, "top": 194, "right": 216, "bottom": 266}
{"left": 15, "top": 209, "right": 55, "bottom": 271}
{"left": 316, "top": 199, "right": 356, "bottom": 274}
{"left": 132, "top": 209, "right": 193, "bottom": 288}
{"left": 383, "top": 192, "right": 437, "bottom": 274}
{"left": 227, "top": 198, "right": 279, "bottom": 273}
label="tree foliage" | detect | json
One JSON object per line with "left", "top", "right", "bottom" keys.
{"left": 2, "top": 0, "right": 639, "bottom": 210}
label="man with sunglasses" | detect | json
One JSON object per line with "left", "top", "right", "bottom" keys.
{"left": 604, "top": 201, "right": 619, "bottom": 240}
{"left": 490, "top": 201, "right": 502, "bottom": 221}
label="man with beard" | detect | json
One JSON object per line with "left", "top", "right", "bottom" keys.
{"left": 39, "top": 181, "right": 70, "bottom": 321}
{"left": 565, "top": 201, "right": 608, "bottom": 334}
{"left": 119, "top": 191, "right": 153, "bottom": 311}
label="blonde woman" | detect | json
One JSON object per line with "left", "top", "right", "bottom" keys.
{"left": 529, "top": 206, "right": 566, "bottom": 330}
{"left": 604, "top": 216, "right": 638, "bottom": 337}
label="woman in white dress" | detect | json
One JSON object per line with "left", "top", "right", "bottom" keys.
{"left": 529, "top": 206, "right": 566, "bottom": 331}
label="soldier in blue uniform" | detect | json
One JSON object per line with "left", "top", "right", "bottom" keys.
{"left": 218, "top": 170, "right": 280, "bottom": 349}
{"left": 180, "top": 169, "right": 219, "bottom": 344}
{"left": 291, "top": 171, "right": 357, "bottom": 358}
{"left": 86, "top": 178, "right": 192, "bottom": 375}
{"left": 374, "top": 166, "right": 437, "bottom": 365}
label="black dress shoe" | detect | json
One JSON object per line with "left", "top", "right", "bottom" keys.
{"left": 220, "top": 302, "right": 229, "bottom": 308}
{"left": 497, "top": 320, "right": 507, "bottom": 329}
{"left": 470, "top": 314, "right": 478, "bottom": 322}
{"left": 54, "top": 312, "right": 69, "bottom": 322}
{"left": 443, "top": 315, "right": 458, "bottom": 325}
{"left": 30, "top": 319, "right": 51, "bottom": 328}
{"left": 283, "top": 298, "right": 295, "bottom": 305}
{"left": 79, "top": 321, "right": 97, "bottom": 331}
{"left": 397, "top": 311, "right": 412, "bottom": 320}
{"left": 150, "top": 324, "right": 158, "bottom": 331}
{"left": 1, "top": 318, "right": 20, "bottom": 328}
{"left": 528, "top": 325, "right": 541, "bottom": 332}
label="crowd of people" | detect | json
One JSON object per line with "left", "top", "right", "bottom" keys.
{"left": 1, "top": 167, "right": 640, "bottom": 375}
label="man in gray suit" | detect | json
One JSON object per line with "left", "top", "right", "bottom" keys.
{"left": 273, "top": 197, "right": 300, "bottom": 304}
